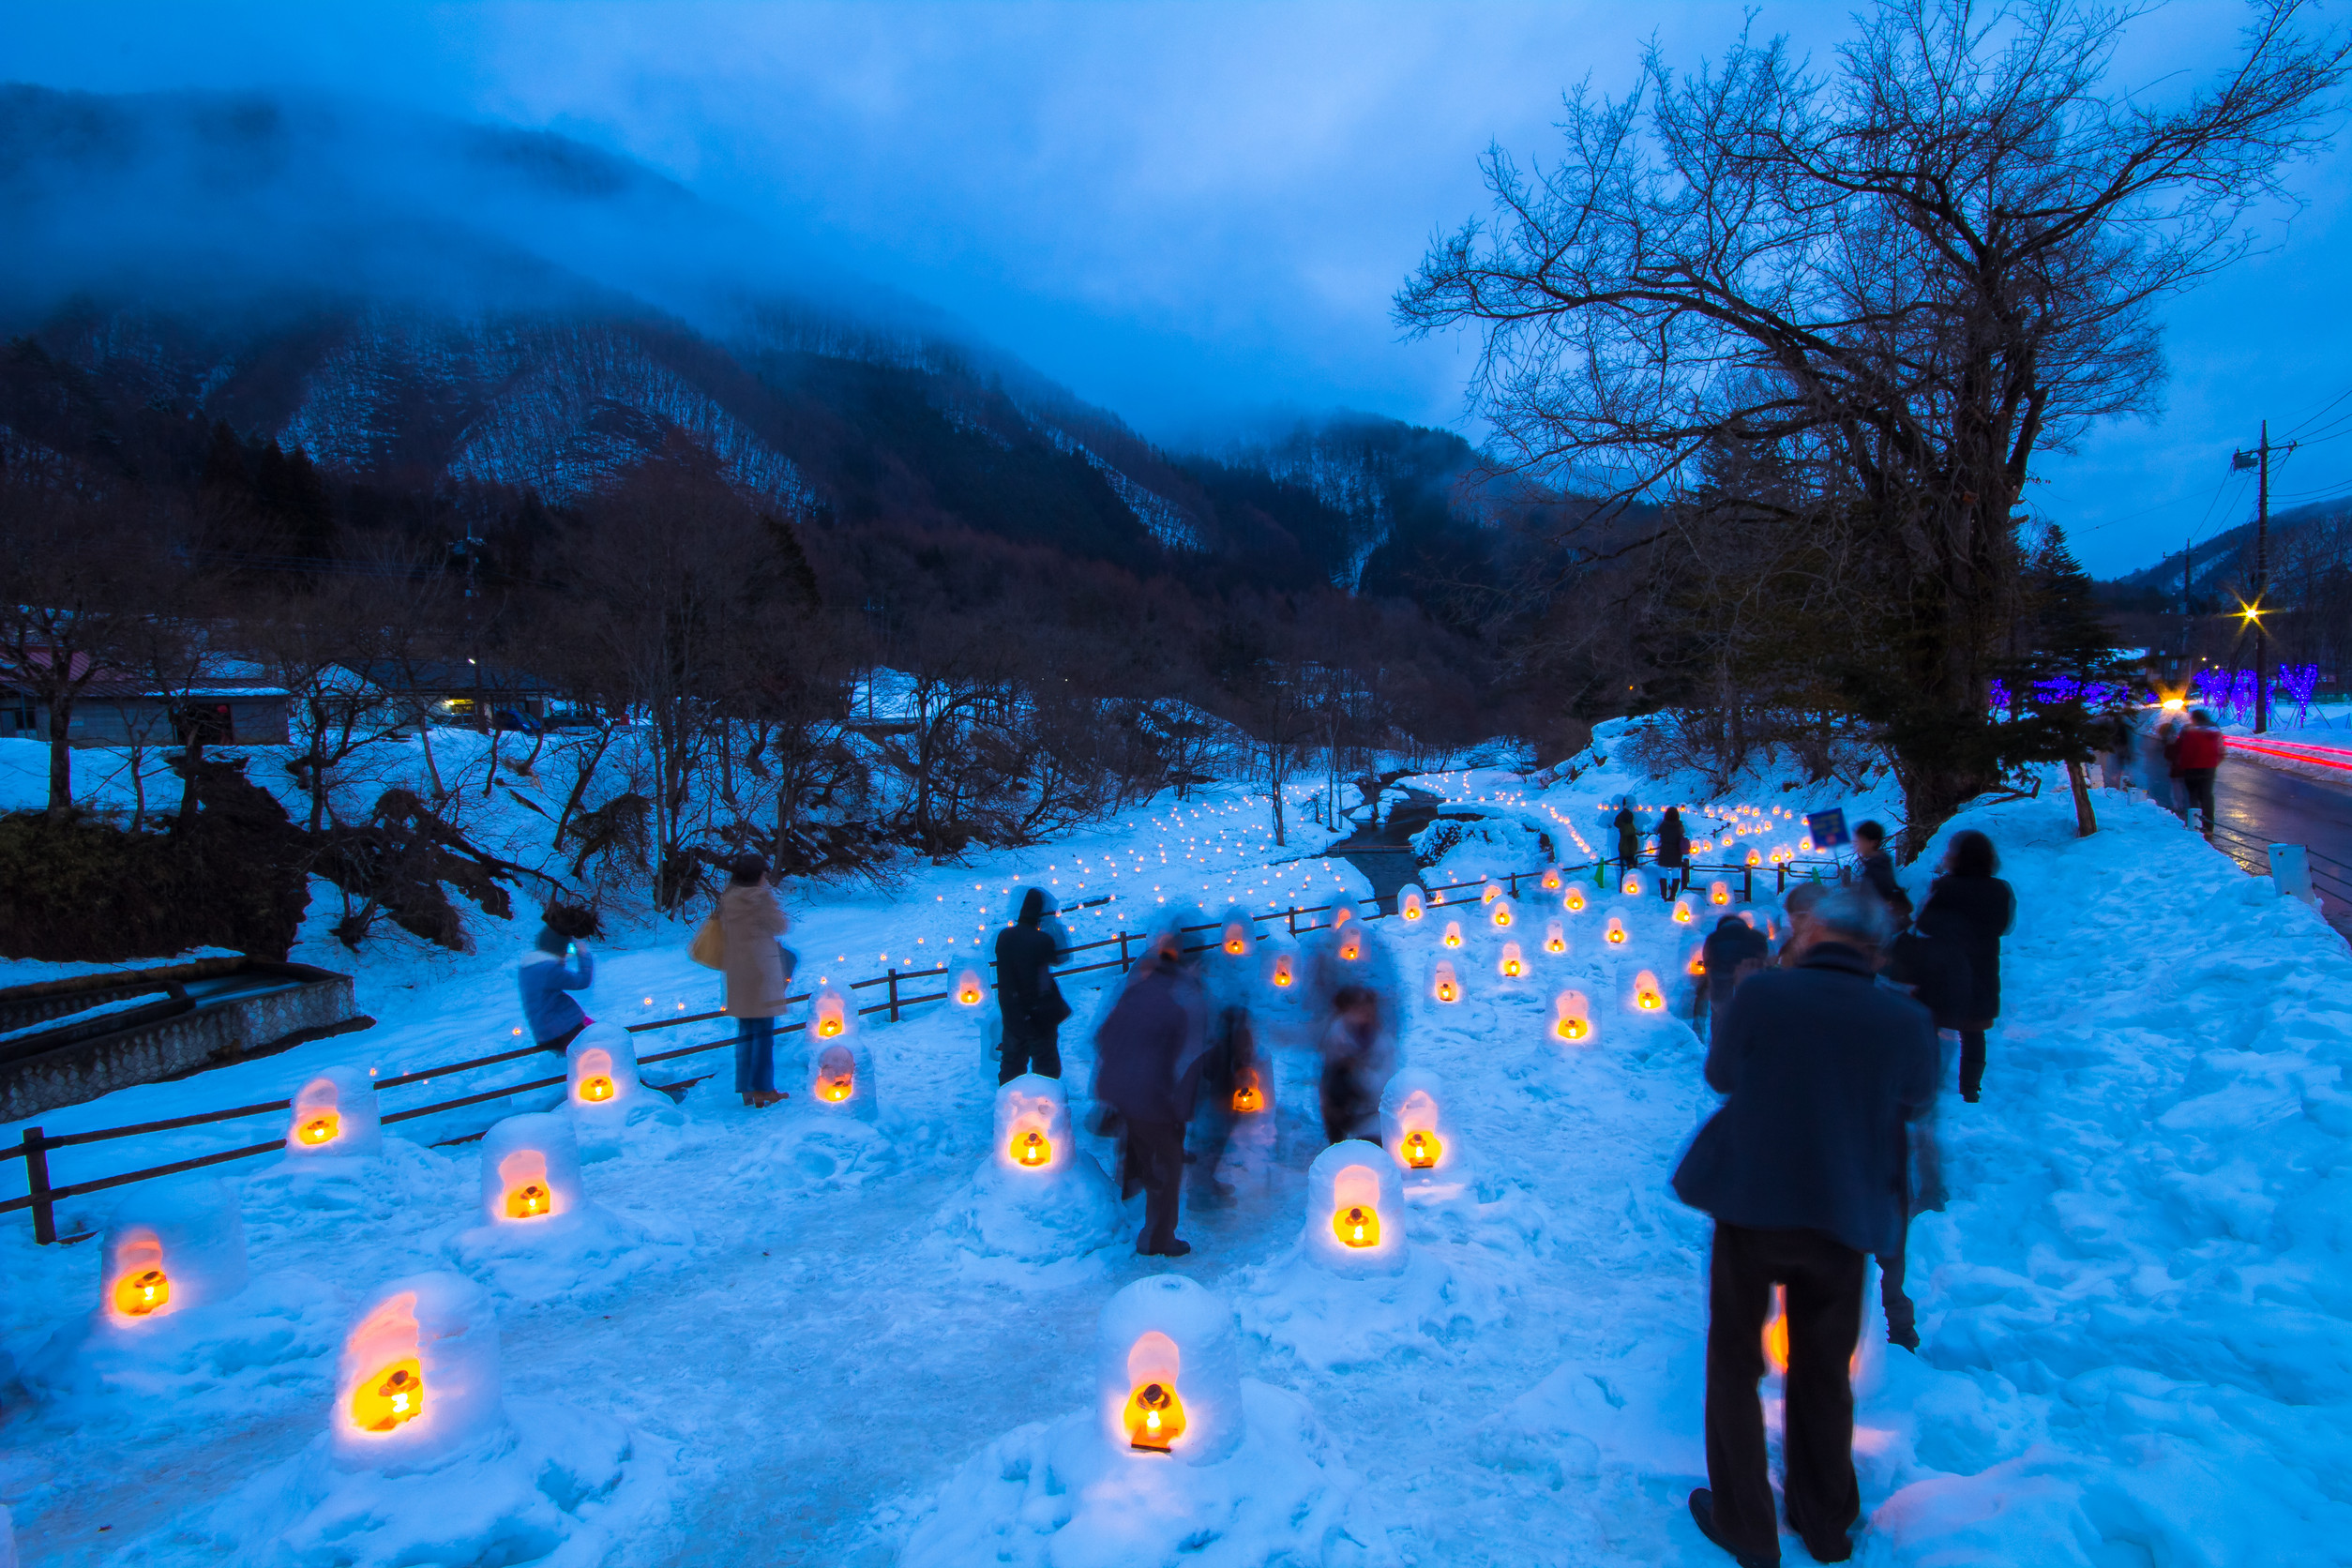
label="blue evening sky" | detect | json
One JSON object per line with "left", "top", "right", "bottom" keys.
{"left": 11, "top": 1, "right": 2350, "bottom": 576}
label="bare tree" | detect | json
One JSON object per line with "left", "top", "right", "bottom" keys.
{"left": 1401, "top": 0, "right": 2348, "bottom": 840}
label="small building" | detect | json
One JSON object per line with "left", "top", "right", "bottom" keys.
{"left": 338, "top": 661, "right": 571, "bottom": 731}
{"left": 0, "top": 657, "right": 291, "bottom": 747}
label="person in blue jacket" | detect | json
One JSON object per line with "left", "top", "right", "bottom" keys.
{"left": 518, "top": 919, "right": 596, "bottom": 1052}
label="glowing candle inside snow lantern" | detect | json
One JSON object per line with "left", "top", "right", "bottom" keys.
{"left": 1552, "top": 991, "right": 1591, "bottom": 1042}
{"left": 1402, "top": 1129, "right": 1440, "bottom": 1169}
{"left": 1606, "top": 916, "right": 1627, "bottom": 944}
{"left": 1541, "top": 867, "right": 1562, "bottom": 892}
{"left": 1563, "top": 887, "right": 1587, "bottom": 912}
{"left": 1432, "top": 962, "right": 1460, "bottom": 1003}
{"left": 1688, "top": 951, "right": 1707, "bottom": 977}
{"left": 354, "top": 1358, "right": 425, "bottom": 1431}
{"left": 956, "top": 970, "right": 986, "bottom": 1006}
{"left": 1634, "top": 971, "right": 1664, "bottom": 1010}
{"left": 1335, "top": 1204, "right": 1380, "bottom": 1248}
{"left": 498, "top": 1148, "right": 553, "bottom": 1220}
{"left": 1710, "top": 881, "right": 1731, "bottom": 906}
{"left": 1222, "top": 923, "right": 1250, "bottom": 957}
{"left": 1481, "top": 883, "right": 1501, "bottom": 904}
{"left": 1622, "top": 873, "right": 1643, "bottom": 897}
{"left": 1673, "top": 898, "right": 1694, "bottom": 924}
{"left": 1017, "top": 1129, "right": 1050, "bottom": 1166}
{"left": 1126, "top": 1375, "right": 1186, "bottom": 1452}
{"left": 1442, "top": 920, "right": 1463, "bottom": 948}
{"left": 1491, "top": 900, "right": 1513, "bottom": 928}
{"left": 114, "top": 1257, "right": 170, "bottom": 1317}
{"left": 1339, "top": 932, "right": 1362, "bottom": 962}
{"left": 1269, "top": 952, "right": 1294, "bottom": 988}
{"left": 299, "top": 1110, "right": 340, "bottom": 1144}
{"left": 1746, "top": 848, "right": 1762, "bottom": 867}
{"left": 286, "top": 1065, "right": 382, "bottom": 1158}
{"left": 1231, "top": 1070, "right": 1264, "bottom": 1114}
{"left": 815, "top": 1044, "right": 855, "bottom": 1102}
{"left": 813, "top": 992, "right": 848, "bottom": 1038}
{"left": 573, "top": 1046, "right": 616, "bottom": 1104}
{"left": 1499, "top": 942, "right": 1524, "bottom": 978}
{"left": 1545, "top": 919, "right": 1566, "bottom": 955}
{"left": 1399, "top": 888, "right": 1425, "bottom": 921}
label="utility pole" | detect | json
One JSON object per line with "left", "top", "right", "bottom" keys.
{"left": 2232, "top": 424, "right": 2296, "bottom": 733}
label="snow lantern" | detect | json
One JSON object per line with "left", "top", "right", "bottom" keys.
{"left": 1540, "top": 867, "right": 1562, "bottom": 893}
{"left": 1672, "top": 898, "right": 1695, "bottom": 926}
{"left": 808, "top": 984, "right": 854, "bottom": 1042}
{"left": 1397, "top": 883, "right": 1427, "bottom": 924}
{"left": 1489, "top": 898, "right": 1514, "bottom": 930}
{"left": 1336, "top": 926, "right": 1364, "bottom": 964}
{"left": 1219, "top": 916, "right": 1255, "bottom": 957}
{"left": 996, "top": 1073, "right": 1076, "bottom": 1176}
{"left": 1632, "top": 970, "right": 1665, "bottom": 1012}
{"left": 1497, "top": 942, "right": 1526, "bottom": 980}
{"left": 1441, "top": 920, "right": 1464, "bottom": 950}
{"left": 1379, "top": 1069, "right": 1461, "bottom": 1177}
{"left": 1479, "top": 881, "right": 1502, "bottom": 906}
{"left": 476, "top": 1113, "right": 585, "bottom": 1226}
{"left": 1621, "top": 870, "right": 1646, "bottom": 897}
{"left": 333, "top": 1272, "right": 504, "bottom": 1473}
{"left": 807, "top": 1037, "right": 880, "bottom": 1121}
{"left": 955, "top": 970, "right": 989, "bottom": 1008}
{"left": 1228, "top": 1059, "right": 1275, "bottom": 1117}
{"left": 1544, "top": 919, "right": 1568, "bottom": 956}
{"left": 1266, "top": 948, "right": 1297, "bottom": 991}
{"left": 283, "top": 1065, "right": 383, "bottom": 1159}
{"left": 1710, "top": 880, "right": 1732, "bottom": 906}
{"left": 565, "top": 1021, "right": 643, "bottom": 1116}
{"left": 1550, "top": 990, "right": 1593, "bottom": 1044}
{"left": 1605, "top": 915, "right": 1628, "bottom": 946}
{"left": 1304, "top": 1140, "right": 1409, "bottom": 1277}
{"left": 1094, "top": 1274, "right": 1245, "bottom": 1464}
{"left": 1562, "top": 886, "right": 1587, "bottom": 913}
{"left": 1430, "top": 961, "right": 1462, "bottom": 1004}
{"left": 1745, "top": 847, "right": 1762, "bottom": 867}
{"left": 98, "top": 1179, "right": 249, "bottom": 1326}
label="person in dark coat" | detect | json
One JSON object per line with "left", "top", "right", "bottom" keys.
{"left": 1700, "top": 913, "right": 1770, "bottom": 1038}
{"left": 1674, "top": 887, "right": 1937, "bottom": 1568}
{"left": 1658, "top": 807, "right": 1689, "bottom": 880}
{"left": 1614, "top": 802, "right": 1641, "bottom": 873}
{"left": 994, "top": 888, "right": 1070, "bottom": 1082}
{"left": 1914, "top": 829, "right": 2015, "bottom": 1103}
{"left": 1850, "top": 820, "right": 1909, "bottom": 922}
{"left": 1317, "top": 986, "right": 1393, "bottom": 1144}
{"left": 1094, "top": 936, "right": 1209, "bottom": 1257}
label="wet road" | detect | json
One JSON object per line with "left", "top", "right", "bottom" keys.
{"left": 2210, "top": 755, "right": 2352, "bottom": 927}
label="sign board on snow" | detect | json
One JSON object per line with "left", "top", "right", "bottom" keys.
{"left": 1804, "top": 808, "right": 1850, "bottom": 851}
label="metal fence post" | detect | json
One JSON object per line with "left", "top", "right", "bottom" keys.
{"left": 1118, "top": 931, "right": 1131, "bottom": 968}
{"left": 1742, "top": 867, "right": 1754, "bottom": 902}
{"left": 1287, "top": 906, "right": 1298, "bottom": 936}
{"left": 887, "top": 970, "right": 901, "bottom": 1022}
{"left": 24, "top": 1126, "right": 56, "bottom": 1245}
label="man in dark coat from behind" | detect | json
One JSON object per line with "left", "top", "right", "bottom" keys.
{"left": 994, "top": 889, "right": 1070, "bottom": 1082}
{"left": 1673, "top": 886, "right": 1937, "bottom": 1567}
{"left": 1700, "top": 912, "right": 1771, "bottom": 1037}
{"left": 1095, "top": 935, "right": 1210, "bottom": 1257}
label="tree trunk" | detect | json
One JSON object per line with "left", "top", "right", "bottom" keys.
{"left": 2066, "top": 759, "right": 2098, "bottom": 838}
{"left": 45, "top": 699, "right": 72, "bottom": 818}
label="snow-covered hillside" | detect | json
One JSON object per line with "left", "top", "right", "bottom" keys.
{"left": 2, "top": 732, "right": 2344, "bottom": 1567}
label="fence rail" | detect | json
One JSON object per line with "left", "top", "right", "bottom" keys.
{"left": 3, "top": 852, "right": 1840, "bottom": 1241}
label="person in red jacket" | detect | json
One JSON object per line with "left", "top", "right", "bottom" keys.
{"left": 2176, "top": 708, "right": 2224, "bottom": 837}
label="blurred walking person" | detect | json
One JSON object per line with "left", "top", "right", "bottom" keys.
{"left": 1850, "top": 821, "right": 1908, "bottom": 923}
{"left": 1317, "top": 986, "right": 1393, "bottom": 1144}
{"left": 2096, "top": 706, "right": 2135, "bottom": 792}
{"left": 1674, "top": 887, "right": 1936, "bottom": 1568}
{"left": 1700, "top": 912, "right": 1770, "bottom": 1040}
{"left": 2176, "top": 707, "right": 2224, "bottom": 837}
{"left": 1615, "top": 800, "right": 1642, "bottom": 874}
{"left": 1095, "top": 933, "right": 1210, "bottom": 1257}
{"left": 2158, "top": 707, "right": 2191, "bottom": 821}
{"left": 994, "top": 888, "right": 1071, "bottom": 1082}
{"left": 1915, "top": 830, "right": 2015, "bottom": 1104}
{"left": 718, "top": 853, "right": 793, "bottom": 1108}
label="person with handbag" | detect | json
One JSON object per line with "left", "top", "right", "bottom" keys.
{"left": 703, "top": 852, "right": 793, "bottom": 1108}
{"left": 994, "top": 888, "right": 1071, "bottom": 1082}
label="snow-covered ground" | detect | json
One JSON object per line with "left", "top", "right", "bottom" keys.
{"left": 3, "top": 725, "right": 2348, "bottom": 1566}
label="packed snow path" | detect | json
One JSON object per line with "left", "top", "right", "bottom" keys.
{"left": 3, "top": 774, "right": 2348, "bottom": 1566}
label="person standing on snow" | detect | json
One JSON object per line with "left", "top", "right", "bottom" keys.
{"left": 1673, "top": 886, "right": 1937, "bottom": 1568}
{"left": 717, "top": 853, "right": 794, "bottom": 1108}
{"left": 1850, "top": 820, "right": 1909, "bottom": 923}
{"left": 2175, "top": 707, "right": 2225, "bottom": 837}
{"left": 2158, "top": 708, "right": 2191, "bottom": 821}
{"left": 1658, "top": 807, "right": 1689, "bottom": 886}
{"left": 1615, "top": 801, "right": 1642, "bottom": 875}
{"left": 1700, "top": 912, "right": 1770, "bottom": 1038}
{"left": 1914, "top": 829, "right": 2014, "bottom": 1104}
{"left": 1094, "top": 934, "right": 1210, "bottom": 1258}
{"left": 2097, "top": 706, "right": 2136, "bottom": 792}
{"left": 994, "top": 888, "right": 1071, "bottom": 1082}
{"left": 518, "top": 912, "right": 596, "bottom": 1053}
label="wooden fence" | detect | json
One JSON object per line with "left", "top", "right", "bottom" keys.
{"left": 3, "top": 853, "right": 1834, "bottom": 1243}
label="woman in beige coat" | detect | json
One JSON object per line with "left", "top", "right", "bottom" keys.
{"left": 718, "top": 852, "right": 793, "bottom": 1107}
